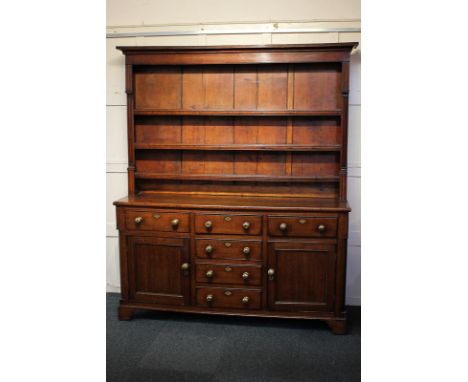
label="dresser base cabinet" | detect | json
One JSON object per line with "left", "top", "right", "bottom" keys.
{"left": 113, "top": 43, "right": 357, "bottom": 334}
{"left": 114, "top": 199, "right": 350, "bottom": 334}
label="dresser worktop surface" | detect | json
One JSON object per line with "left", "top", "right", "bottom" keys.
{"left": 114, "top": 193, "right": 351, "bottom": 212}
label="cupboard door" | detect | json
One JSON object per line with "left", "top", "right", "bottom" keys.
{"left": 267, "top": 242, "right": 336, "bottom": 311}
{"left": 127, "top": 236, "right": 190, "bottom": 306}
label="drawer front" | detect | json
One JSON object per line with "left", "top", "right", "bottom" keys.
{"left": 268, "top": 215, "right": 337, "bottom": 237}
{"left": 125, "top": 210, "right": 189, "bottom": 232}
{"left": 194, "top": 214, "right": 262, "bottom": 235}
{"left": 195, "top": 238, "right": 262, "bottom": 261}
{"left": 195, "top": 263, "right": 262, "bottom": 286}
{"left": 196, "top": 287, "right": 262, "bottom": 310}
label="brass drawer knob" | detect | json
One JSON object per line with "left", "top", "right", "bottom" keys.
{"left": 279, "top": 222, "right": 287, "bottom": 231}
{"left": 171, "top": 218, "right": 180, "bottom": 228}
{"left": 206, "top": 294, "right": 214, "bottom": 303}
{"left": 205, "top": 245, "right": 214, "bottom": 254}
{"left": 181, "top": 262, "right": 190, "bottom": 271}
{"left": 206, "top": 269, "right": 214, "bottom": 278}
{"left": 242, "top": 221, "right": 250, "bottom": 230}
{"left": 204, "top": 220, "right": 213, "bottom": 230}
{"left": 134, "top": 216, "right": 143, "bottom": 224}
{"left": 267, "top": 268, "right": 275, "bottom": 280}
{"left": 242, "top": 271, "right": 249, "bottom": 280}
{"left": 317, "top": 224, "right": 326, "bottom": 232}
{"left": 242, "top": 296, "right": 250, "bottom": 304}
{"left": 242, "top": 246, "right": 251, "bottom": 256}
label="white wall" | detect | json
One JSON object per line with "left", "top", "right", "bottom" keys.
{"left": 106, "top": 0, "right": 361, "bottom": 305}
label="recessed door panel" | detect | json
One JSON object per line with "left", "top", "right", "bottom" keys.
{"left": 268, "top": 242, "right": 336, "bottom": 311}
{"left": 127, "top": 236, "right": 190, "bottom": 305}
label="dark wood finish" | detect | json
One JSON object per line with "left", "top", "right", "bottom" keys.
{"left": 118, "top": 305, "right": 135, "bottom": 321}
{"left": 119, "top": 300, "right": 342, "bottom": 319}
{"left": 195, "top": 238, "right": 262, "bottom": 261}
{"left": 114, "top": 43, "right": 356, "bottom": 334}
{"left": 335, "top": 213, "right": 349, "bottom": 315}
{"left": 195, "top": 286, "right": 262, "bottom": 310}
{"left": 124, "top": 210, "right": 189, "bottom": 232}
{"left": 119, "top": 44, "right": 355, "bottom": 65}
{"left": 136, "top": 180, "right": 339, "bottom": 199}
{"left": 132, "top": 61, "right": 343, "bottom": 113}
{"left": 115, "top": 194, "right": 350, "bottom": 212}
{"left": 326, "top": 318, "right": 347, "bottom": 334}
{"left": 127, "top": 236, "right": 190, "bottom": 305}
{"left": 268, "top": 215, "right": 338, "bottom": 237}
{"left": 135, "top": 172, "right": 339, "bottom": 183}
{"left": 194, "top": 213, "right": 262, "bottom": 235}
{"left": 267, "top": 242, "right": 337, "bottom": 311}
{"left": 126, "top": 64, "right": 136, "bottom": 195}
{"left": 135, "top": 67, "right": 182, "bottom": 110}
{"left": 134, "top": 110, "right": 341, "bottom": 116}
{"left": 134, "top": 144, "right": 341, "bottom": 151}
{"left": 339, "top": 61, "right": 350, "bottom": 201}
{"left": 117, "top": 43, "right": 357, "bottom": 52}
{"left": 195, "top": 262, "right": 262, "bottom": 286}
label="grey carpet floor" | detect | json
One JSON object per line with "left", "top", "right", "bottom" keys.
{"left": 107, "top": 293, "right": 360, "bottom": 382}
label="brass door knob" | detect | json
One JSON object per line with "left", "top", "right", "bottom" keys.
{"left": 242, "top": 271, "right": 249, "bottom": 280}
{"left": 317, "top": 224, "right": 326, "bottom": 232}
{"left": 242, "top": 246, "right": 251, "bottom": 256}
{"left": 181, "top": 262, "right": 190, "bottom": 271}
{"left": 171, "top": 218, "right": 180, "bottom": 228}
{"left": 242, "top": 221, "right": 250, "bottom": 230}
{"left": 206, "top": 294, "right": 214, "bottom": 303}
{"left": 206, "top": 270, "right": 214, "bottom": 278}
{"left": 267, "top": 268, "right": 275, "bottom": 280}
{"left": 134, "top": 216, "right": 143, "bottom": 224}
{"left": 204, "top": 220, "right": 213, "bottom": 229}
{"left": 279, "top": 222, "right": 287, "bottom": 231}
{"left": 242, "top": 296, "right": 250, "bottom": 304}
{"left": 205, "top": 245, "right": 214, "bottom": 254}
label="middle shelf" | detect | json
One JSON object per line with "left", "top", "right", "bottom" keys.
{"left": 133, "top": 109, "right": 342, "bottom": 117}
{"left": 133, "top": 115, "right": 343, "bottom": 150}
{"left": 134, "top": 144, "right": 341, "bottom": 152}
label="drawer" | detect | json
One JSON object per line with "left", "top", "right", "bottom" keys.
{"left": 194, "top": 213, "right": 262, "bottom": 235}
{"left": 268, "top": 215, "right": 337, "bottom": 237}
{"left": 195, "top": 262, "right": 262, "bottom": 286}
{"left": 195, "top": 238, "right": 262, "bottom": 261}
{"left": 125, "top": 210, "right": 189, "bottom": 232}
{"left": 196, "top": 287, "right": 262, "bottom": 310}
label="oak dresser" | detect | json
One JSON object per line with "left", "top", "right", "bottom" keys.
{"left": 114, "top": 43, "right": 357, "bottom": 334}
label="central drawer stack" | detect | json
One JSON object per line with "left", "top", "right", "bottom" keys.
{"left": 193, "top": 213, "right": 263, "bottom": 311}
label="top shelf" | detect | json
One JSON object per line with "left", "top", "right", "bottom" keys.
{"left": 133, "top": 109, "right": 342, "bottom": 117}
